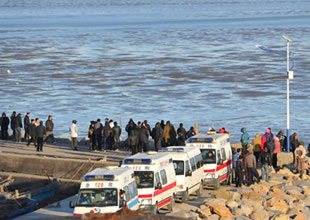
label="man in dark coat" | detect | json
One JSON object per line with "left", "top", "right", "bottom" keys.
{"left": 23, "top": 112, "right": 30, "bottom": 142}
{"left": 125, "top": 119, "right": 136, "bottom": 135}
{"left": 139, "top": 122, "right": 149, "bottom": 152}
{"left": 27, "top": 119, "right": 36, "bottom": 146}
{"left": 151, "top": 122, "right": 163, "bottom": 151}
{"left": 244, "top": 151, "right": 260, "bottom": 186}
{"left": 0, "top": 112, "right": 9, "bottom": 140}
{"left": 177, "top": 123, "right": 187, "bottom": 146}
{"left": 103, "top": 122, "right": 112, "bottom": 150}
{"left": 35, "top": 121, "right": 46, "bottom": 151}
{"left": 15, "top": 113, "right": 23, "bottom": 142}
{"left": 45, "top": 115, "right": 54, "bottom": 143}
{"left": 112, "top": 122, "right": 121, "bottom": 151}
{"left": 94, "top": 119, "right": 103, "bottom": 151}
{"left": 144, "top": 120, "right": 152, "bottom": 137}
{"left": 10, "top": 111, "right": 17, "bottom": 140}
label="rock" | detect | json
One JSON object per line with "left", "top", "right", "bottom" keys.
{"left": 250, "top": 184, "right": 270, "bottom": 194}
{"left": 293, "top": 214, "right": 308, "bottom": 220}
{"left": 204, "top": 198, "right": 227, "bottom": 207}
{"left": 209, "top": 205, "right": 233, "bottom": 218}
{"left": 213, "top": 191, "right": 235, "bottom": 201}
{"left": 173, "top": 210, "right": 200, "bottom": 220}
{"left": 295, "top": 180, "right": 310, "bottom": 188}
{"left": 239, "top": 199, "right": 264, "bottom": 211}
{"left": 233, "top": 187, "right": 253, "bottom": 194}
{"left": 220, "top": 216, "right": 232, "bottom": 220}
{"left": 272, "top": 214, "right": 290, "bottom": 220}
{"left": 269, "top": 206, "right": 289, "bottom": 214}
{"left": 196, "top": 206, "right": 212, "bottom": 218}
{"left": 302, "top": 206, "right": 310, "bottom": 216}
{"left": 277, "top": 152, "right": 293, "bottom": 167}
{"left": 250, "top": 209, "right": 269, "bottom": 220}
{"left": 232, "top": 192, "right": 241, "bottom": 201}
{"left": 289, "top": 200, "right": 304, "bottom": 212}
{"left": 234, "top": 205, "right": 253, "bottom": 217}
{"left": 241, "top": 191, "right": 262, "bottom": 201}
{"left": 266, "top": 199, "right": 288, "bottom": 214}
{"left": 207, "top": 214, "right": 220, "bottom": 220}
{"left": 286, "top": 189, "right": 304, "bottom": 199}
{"left": 233, "top": 216, "right": 251, "bottom": 220}
{"left": 226, "top": 200, "right": 238, "bottom": 210}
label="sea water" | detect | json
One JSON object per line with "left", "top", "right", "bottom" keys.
{"left": 0, "top": 0, "right": 309, "bottom": 143}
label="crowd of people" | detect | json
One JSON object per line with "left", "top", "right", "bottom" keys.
{"left": 0, "top": 112, "right": 54, "bottom": 152}
{"left": 234, "top": 127, "right": 309, "bottom": 187}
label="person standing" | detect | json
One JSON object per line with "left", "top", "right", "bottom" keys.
{"left": 151, "top": 122, "right": 163, "bottom": 151}
{"left": 23, "top": 112, "right": 30, "bottom": 142}
{"left": 272, "top": 136, "right": 281, "bottom": 170}
{"left": 235, "top": 155, "right": 244, "bottom": 187}
{"left": 186, "top": 127, "right": 196, "bottom": 139}
{"left": 233, "top": 148, "right": 241, "bottom": 183}
{"left": 27, "top": 119, "right": 36, "bottom": 146}
{"left": 240, "top": 128, "right": 249, "bottom": 152}
{"left": 10, "top": 111, "right": 17, "bottom": 140}
{"left": 294, "top": 142, "right": 307, "bottom": 178}
{"left": 276, "top": 130, "right": 287, "bottom": 152}
{"left": 88, "top": 121, "right": 96, "bottom": 151}
{"left": 290, "top": 132, "right": 299, "bottom": 164}
{"left": 139, "top": 122, "right": 149, "bottom": 152}
{"left": 244, "top": 150, "right": 260, "bottom": 186}
{"left": 112, "top": 122, "right": 121, "bottom": 151}
{"left": 260, "top": 147, "right": 272, "bottom": 182}
{"left": 103, "top": 121, "right": 112, "bottom": 150}
{"left": 35, "top": 121, "right": 46, "bottom": 152}
{"left": 0, "top": 112, "right": 9, "bottom": 140}
{"left": 45, "top": 115, "right": 55, "bottom": 143}
{"left": 169, "top": 122, "right": 177, "bottom": 146}
{"left": 15, "top": 113, "right": 23, "bottom": 142}
{"left": 252, "top": 133, "right": 261, "bottom": 164}
{"left": 177, "top": 123, "right": 187, "bottom": 146}
{"left": 70, "top": 120, "right": 78, "bottom": 151}
{"left": 94, "top": 119, "right": 103, "bottom": 151}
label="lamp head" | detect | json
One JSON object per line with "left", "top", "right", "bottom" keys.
{"left": 282, "top": 34, "right": 293, "bottom": 42}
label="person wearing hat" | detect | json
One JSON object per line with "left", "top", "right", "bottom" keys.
{"left": 294, "top": 141, "right": 306, "bottom": 178}
{"left": 70, "top": 120, "right": 78, "bottom": 151}
{"left": 119, "top": 189, "right": 127, "bottom": 208}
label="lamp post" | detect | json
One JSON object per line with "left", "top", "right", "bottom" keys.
{"left": 282, "top": 34, "right": 293, "bottom": 153}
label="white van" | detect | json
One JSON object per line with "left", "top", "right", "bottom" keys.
{"left": 186, "top": 132, "right": 232, "bottom": 189}
{"left": 159, "top": 147, "right": 204, "bottom": 203}
{"left": 70, "top": 166, "right": 139, "bottom": 216}
{"left": 122, "top": 152, "right": 177, "bottom": 215}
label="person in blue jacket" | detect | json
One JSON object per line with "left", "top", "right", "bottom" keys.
{"left": 240, "top": 128, "right": 249, "bottom": 152}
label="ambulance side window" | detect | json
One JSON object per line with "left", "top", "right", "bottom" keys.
{"left": 221, "top": 148, "right": 227, "bottom": 161}
{"left": 129, "top": 182, "right": 138, "bottom": 198}
{"left": 155, "top": 172, "right": 161, "bottom": 188}
{"left": 123, "top": 185, "right": 130, "bottom": 201}
{"left": 195, "top": 154, "right": 203, "bottom": 168}
{"left": 160, "top": 169, "right": 168, "bottom": 185}
{"left": 217, "top": 150, "right": 222, "bottom": 165}
{"left": 190, "top": 158, "right": 196, "bottom": 171}
{"left": 185, "top": 160, "right": 190, "bottom": 176}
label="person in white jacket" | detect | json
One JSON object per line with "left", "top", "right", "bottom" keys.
{"left": 70, "top": 120, "right": 78, "bottom": 150}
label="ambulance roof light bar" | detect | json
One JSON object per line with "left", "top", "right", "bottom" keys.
{"left": 159, "top": 147, "right": 185, "bottom": 152}
{"left": 188, "top": 137, "right": 214, "bottom": 143}
{"left": 123, "top": 158, "right": 153, "bottom": 165}
{"left": 83, "top": 174, "right": 116, "bottom": 181}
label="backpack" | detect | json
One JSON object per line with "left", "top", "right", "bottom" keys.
{"left": 265, "top": 135, "right": 275, "bottom": 153}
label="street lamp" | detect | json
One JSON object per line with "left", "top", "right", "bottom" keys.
{"left": 282, "top": 34, "right": 293, "bottom": 153}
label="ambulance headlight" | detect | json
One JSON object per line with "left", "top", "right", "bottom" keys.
{"left": 141, "top": 199, "right": 152, "bottom": 205}
{"left": 179, "top": 185, "right": 183, "bottom": 190}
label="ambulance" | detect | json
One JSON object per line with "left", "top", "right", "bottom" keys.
{"left": 70, "top": 166, "right": 139, "bottom": 215}
{"left": 121, "top": 152, "right": 177, "bottom": 215}
{"left": 186, "top": 132, "right": 232, "bottom": 189}
{"left": 159, "top": 147, "right": 204, "bottom": 203}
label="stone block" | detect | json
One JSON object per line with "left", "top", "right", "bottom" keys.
{"left": 209, "top": 205, "right": 233, "bottom": 218}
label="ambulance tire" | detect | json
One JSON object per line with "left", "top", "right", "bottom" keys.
{"left": 196, "top": 182, "right": 203, "bottom": 197}
{"left": 182, "top": 189, "right": 189, "bottom": 203}
{"left": 152, "top": 202, "right": 158, "bottom": 215}
{"left": 214, "top": 178, "right": 220, "bottom": 190}
{"left": 167, "top": 195, "right": 175, "bottom": 212}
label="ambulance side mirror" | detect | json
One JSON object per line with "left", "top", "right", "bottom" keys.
{"left": 186, "top": 170, "right": 192, "bottom": 177}
{"left": 69, "top": 201, "right": 75, "bottom": 208}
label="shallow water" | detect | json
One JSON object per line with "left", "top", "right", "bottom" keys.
{"left": 0, "top": 0, "right": 310, "bottom": 143}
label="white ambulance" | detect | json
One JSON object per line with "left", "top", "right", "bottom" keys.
{"left": 186, "top": 132, "right": 232, "bottom": 189}
{"left": 121, "top": 152, "right": 177, "bottom": 215}
{"left": 159, "top": 147, "right": 204, "bottom": 203}
{"left": 70, "top": 166, "right": 139, "bottom": 216}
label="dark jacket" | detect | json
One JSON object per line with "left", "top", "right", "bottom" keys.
{"left": 260, "top": 152, "right": 272, "bottom": 165}
{"left": 139, "top": 127, "right": 149, "bottom": 144}
{"left": 45, "top": 120, "right": 54, "bottom": 132}
{"left": 244, "top": 153, "right": 256, "bottom": 169}
{"left": 112, "top": 126, "right": 121, "bottom": 139}
{"left": 0, "top": 117, "right": 9, "bottom": 129}
{"left": 152, "top": 125, "right": 163, "bottom": 141}
{"left": 16, "top": 115, "right": 23, "bottom": 129}
{"left": 125, "top": 120, "right": 136, "bottom": 134}
{"left": 35, "top": 125, "right": 46, "bottom": 138}
{"left": 177, "top": 127, "right": 187, "bottom": 141}
{"left": 235, "top": 159, "right": 244, "bottom": 174}
{"left": 29, "top": 123, "right": 36, "bottom": 137}
{"left": 94, "top": 122, "right": 103, "bottom": 135}
{"left": 10, "top": 114, "right": 17, "bottom": 129}
{"left": 24, "top": 116, "right": 30, "bottom": 130}
{"left": 103, "top": 123, "right": 112, "bottom": 138}
{"left": 169, "top": 126, "right": 177, "bottom": 146}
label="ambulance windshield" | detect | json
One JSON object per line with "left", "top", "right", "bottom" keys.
{"left": 173, "top": 160, "right": 184, "bottom": 175}
{"left": 76, "top": 188, "right": 117, "bottom": 207}
{"left": 201, "top": 149, "right": 216, "bottom": 164}
{"left": 134, "top": 171, "right": 154, "bottom": 188}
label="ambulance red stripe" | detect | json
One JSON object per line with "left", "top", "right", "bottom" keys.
{"left": 158, "top": 197, "right": 172, "bottom": 208}
{"left": 138, "top": 181, "right": 177, "bottom": 198}
{"left": 204, "top": 159, "right": 232, "bottom": 173}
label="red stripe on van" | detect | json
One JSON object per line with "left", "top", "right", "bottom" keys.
{"left": 216, "top": 159, "right": 232, "bottom": 171}
{"left": 153, "top": 181, "right": 177, "bottom": 197}
{"left": 158, "top": 197, "right": 172, "bottom": 208}
{"left": 219, "top": 173, "right": 228, "bottom": 181}
{"left": 204, "top": 169, "right": 216, "bottom": 173}
{"left": 138, "top": 194, "right": 153, "bottom": 198}
{"left": 73, "top": 213, "right": 81, "bottom": 216}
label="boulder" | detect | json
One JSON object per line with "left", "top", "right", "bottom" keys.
{"left": 233, "top": 216, "right": 251, "bottom": 220}
{"left": 209, "top": 205, "right": 233, "bottom": 218}
{"left": 277, "top": 152, "right": 293, "bottom": 167}
{"left": 250, "top": 209, "right": 269, "bottom": 220}
{"left": 213, "top": 191, "right": 235, "bottom": 201}
{"left": 293, "top": 214, "right": 308, "bottom": 220}
{"left": 204, "top": 198, "right": 226, "bottom": 207}
{"left": 234, "top": 205, "right": 253, "bottom": 217}
{"left": 289, "top": 200, "right": 304, "bottom": 212}
{"left": 207, "top": 214, "right": 220, "bottom": 220}
{"left": 226, "top": 200, "right": 238, "bottom": 210}
{"left": 232, "top": 192, "right": 241, "bottom": 202}
{"left": 241, "top": 191, "right": 262, "bottom": 201}
{"left": 250, "top": 184, "right": 270, "bottom": 194}
{"left": 266, "top": 199, "right": 288, "bottom": 214}
{"left": 196, "top": 206, "right": 212, "bottom": 219}
{"left": 286, "top": 189, "right": 304, "bottom": 199}
{"left": 272, "top": 215, "right": 290, "bottom": 220}
{"left": 220, "top": 216, "right": 232, "bottom": 220}
{"left": 173, "top": 210, "right": 200, "bottom": 220}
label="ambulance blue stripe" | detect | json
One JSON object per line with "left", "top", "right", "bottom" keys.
{"left": 128, "top": 197, "right": 139, "bottom": 209}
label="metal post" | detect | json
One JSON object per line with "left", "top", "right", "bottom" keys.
{"left": 286, "top": 41, "right": 290, "bottom": 153}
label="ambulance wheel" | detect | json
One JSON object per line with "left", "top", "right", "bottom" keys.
{"left": 152, "top": 202, "right": 158, "bottom": 215}
{"left": 196, "top": 182, "right": 203, "bottom": 197}
{"left": 214, "top": 178, "right": 220, "bottom": 190}
{"left": 182, "top": 189, "right": 189, "bottom": 203}
{"left": 167, "top": 195, "right": 175, "bottom": 212}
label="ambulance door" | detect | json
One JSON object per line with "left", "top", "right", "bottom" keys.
{"left": 154, "top": 171, "right": 162, "bottom": 205}
{"left": 220, "top": 147, "right": 227, "bottom": 181}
